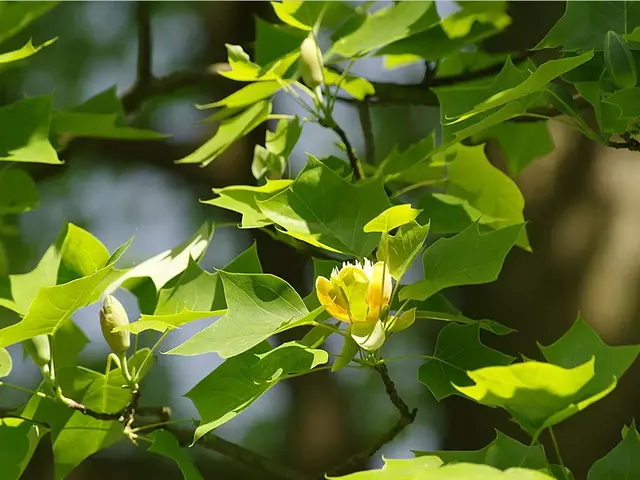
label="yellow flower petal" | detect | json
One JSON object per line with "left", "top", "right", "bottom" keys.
{"left": 366, "top": 261, "right": 393, "bottom": 320}
{"left": 316, "top": 276, "right": 351, "bottom": 323}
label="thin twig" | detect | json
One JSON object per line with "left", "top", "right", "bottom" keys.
{"left": 324, "top": 363, "right": 417, "bottom": 477}
{"left": 608, "top": 132, "right": 640, "bottom": 151}
{"left": 320, "top": 116, "right": 364, "bottom": 180}
{"left": 169, "top": 427, "right": 311, "bottom": 480}
{"left": 357, "top": 102, "right": 375, "bottom": 165}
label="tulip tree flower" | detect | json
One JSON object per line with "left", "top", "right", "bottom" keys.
{"left": 315, "top": 259, "right": 393, "bottom": 350}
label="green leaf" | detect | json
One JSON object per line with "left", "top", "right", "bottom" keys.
{"left": 440, "top": 2, "right": 511, "bottom": 39}
{"left": 400, "top": 223, "right": 524, "bottom": 301}
{"left": 414, "top": 430, "right": 548, "bottom": 471}
{"left": 0, "top": 95, "right": 61, "bottom": 164}
{"left": 539, "top": 316, "right": 640, "bottom": 399}
{"left": 258, "top": 157, "right": 392, "bottom": 256}
{"left": 0, "top": 168, "right": 38, "bottom": 214}
{"left": 451, "top": 52, "right": 593, "bottom": 124}
{"left": 387, "top": 307, "right": 416, "bottom": 333}
{"left": 588, "top": 420, "right": 640, "bottom": 480}
{"left": 252, "top": 117, "right": 302, "bottom": 180}
{"left": 378, "top": 133, "right": 448, "bottom": 183}
{"left": 377, "top": 220, "right": 430, "bottom": 281}
{"left": 327, "top": 456, "right": 555, "bottom": 480}
{"left": 603, "top": 87, "right": 640, "bottom": 119}
{"left": 328, "top": 1, "right": 439, "bottom": 59}
{"left": 167, "top": 271, "right": 321, "bottom": 358}
{"left": 218, "top": 44, "right": 298, "bottom": 83}
{"left": 0, "top": 347, "right": 11, "bottom": 377}
{"left": 197, "top": 81, "right": 285, "bottom": 110}
{"left": 0, "top": 2, "right": 59, "bottom": 45}
{"left": 323, "top": 69, "right": 375, "bottom": 100}
{"left": 332, "top": 335, "right": 359, "bottom": 372}
{"left": 0, "top": 417, "right": 44, "bottom": 480}
{"left": 255, "top": 16, "right": 307, "bottom": 67}
{"left": 536, "top": 1, "right": 640, "bottom": 52}
{"left": 52, "top": 87, "right": 168, "bottom": 140}
{"left": 0, "top": 38, "right": 56, "bottom": 64}
{"left": 203, "top": 180, "right": 293, "bottom": 228}
{"left": 364, "top": 204, "right": 421, "bottom": 233}
{"left": 420, "top": 142, "right": 529, "bottom": 248}
{"left": 148, "top": 430, "right": 203, "bottom": 480}
{"left": 486, "top": 121, "right": 554, "bottom": 175}
{"left": 177, "top": 100, "right": 272, "bottom": 166}
{"left": 414, "top": 309, "right": 515, "bottom": 336}
{"left": 0, "top": 237, "right": 131, "bottom": 348}
{"left": 455, "top": 358, "right": 616, "bottom": 436}
{"left": 186, "top": 341, "right": 328, "bottom": 443}
{"left": 51, "top": 320, "right": 88, "bottom": 369}
{"left": 418, "top": 324, "right": 514, "bottom": 400}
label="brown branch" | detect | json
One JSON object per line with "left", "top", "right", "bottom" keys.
{"left": 168, "top": 427, "right": 312, "bottom": 480}
{"left": 324, "top": 363, "right": 417, "bottom": 477}
{"left": 135, "top": 2, "right": 153, "bottom": 88}
{"left": 608, "top": 132, "right": 640, "bottom": 151}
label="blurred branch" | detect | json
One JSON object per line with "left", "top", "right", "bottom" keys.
{"left": 608, "top": 132, "right": 640, "bottom": 151}
{"left": 357, "top": 103, "right": 375, "bottom": 165}
{"left": 135, "top": 2, "right": 153, "bottom": 88}
{"left": 324, "top": 363, "right": 417, "bottom": 477}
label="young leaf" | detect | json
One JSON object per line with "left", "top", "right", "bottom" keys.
{"left": 414, "top": 430, "right": 548, "bottom": 471}
{"left": 387, "top": 308, "right": 416, "bottom": 333}
{"left": 332, "top": 335, "right": 359, "bottom": 372}
{"left": 400, "top": 223, "right": 524, "bottom": 301}
{"left": 148, "top": 430, "right": 204, "bottom": 480}
{"left": 176, "top": 101, "right": 272, "bottom": 167}
{"left": 197, "top": 81, "right": 285, "bottom": 110}
{"left": 323, "top": 69, "right": 375, "bottom": 100}
{"left": 186, "top": 341, "right": 328, "bottom": 443}
{"left": 364, "top": 204, "right": 422, "bottom": 233}
{"left": 378, "top": 220, "right": 430, "bottom": 281}
{"left": 418, "top": 324, "right": 514, "bottom": 400}
{"left": 588, "top": 420, "right": 640, "bottom": 480}
{"left": 455, "top": 358, "right": 616, "bottom": 436}
{"left": 0, "top": 95, "right": 61, "bottom": 164}
{"left": 538, "top": 316, "right": 640, "bottom": 398}
{"left": 258, "top": 157, "right": 392, "bottom": 256}
{"left": 0, "top": 38, "right": 56, "bottom": 64}
{"left": 167, "top": 271, "right": 321, "bottom": 358}
{"left": 351, "top": 319, "right": 385, "bottom": 351}
{"left": 0, "top": 237, "right": 132, "bottom": 348}
{"left": 203, "top": 179, "right": 293, "bottom": 229}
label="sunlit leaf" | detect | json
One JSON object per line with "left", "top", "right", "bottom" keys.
{"left": 0, "top": 38, "right": 56, "bottom": 64}
{"left": 148, "top": 430, "right": 203, "bottom": 480}
{"left": 218, "top": 44, "right": 298, "bottom": 82}
{"left": 167, "top": 271, "right": 322, "bottom": 358}
{"left": 364, "top": 204, "right": 421, "bottom": 233}
{"left": 187, "top": 341, "right": 328, "bottom": 443}
{"left": 176, "top": 101, "right": 272, "bottom": 167}
{"left": 418, "top": 324, "right": 514, "bottom": 400}
{"left": 323, "top": 69, "right": 375, "bottom": 100}
{"left": 197, "top": 81, "right": 286, "bottom": 110}
{"left": 258, "top": 157, "right": 392, "bottom": 256}
{"left": 455, "top": 358, "right": 616, "bottom": 436}
{"left": 400, "top": 222, "right": 524, "bottom": 301}
{"left": 377, "top": 220, "right": 430, "bottom": 281}
{"left": 0, "top": 347, "right": 11, "bottom": 377}
{"left": 0, "top": 95, "right": 61, "bottom": 164}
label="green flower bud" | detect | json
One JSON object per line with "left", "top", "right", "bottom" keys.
{"left": 100, "top": 295, "right": 131, "bottom": 354}
{"left": 24, "top": 335, "right": 51, "bottom": 367}
{"left": 299, "top": 33, "right": 324, "bottom": 89}
{"left": 604, "top": 30, "right": 637, "bottom": 89}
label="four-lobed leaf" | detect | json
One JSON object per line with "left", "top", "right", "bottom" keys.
{"left": 400, "top": 222, "right": 524, "bottom": 301}
{"left": 186, "top": 341, "right": 328, "bottom": 443}
{"left": 418, "top": 323, "right": 514, "bottom": 400}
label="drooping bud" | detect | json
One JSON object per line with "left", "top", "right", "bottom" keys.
{"left": 99, "top": 295, "right": 130, "bottom": 354}
{"left": 24, "top": 335, "right": 51, "bottom": 367}
{"left": 299, "top": 33, "right": 324, "bottom": 89}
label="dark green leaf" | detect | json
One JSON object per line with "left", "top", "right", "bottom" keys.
{"left": 418, "top": 324, "right": 514, "bottom": 400}
{"left": 0, "top": 168, "right": 38, "bottom": 214}
{"left": 0, "top": 2, "right": 58, "bottom": 45}
{"left": 588, "top": 420, "right": 640, "bottom": 480}
{"left": 400, "top": 223, "right": 524, "bottom": 301}
{"left": 148, "top": 430, "right": 203, "bottom": 480}
{"left": 0, "top": 417, "right": 44, "bottom": 480}
{"left": 486, "top": 121, "right": 554, "bottom": 175}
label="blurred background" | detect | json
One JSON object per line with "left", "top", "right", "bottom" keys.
{"left": 0, "top": 1, "right": 637, "bottom": 479}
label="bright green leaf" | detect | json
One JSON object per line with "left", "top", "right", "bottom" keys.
{"left": 455, "top": 358, "right": 616, "bottom": 436}
{"left": 167, "top": 271, "right": 320, "bottom": 358}
{"left": 400, "top": 222, "right": 524, "bottom": 301}
{"left": 377, "top": 220, "right": 430, "bottom": 281}
{"left": 323, "top": 69, "right": 375, "bottom": 100}
{"left": 329, "top": 1, "right": 439, "bottom": 59}
{"left": 177, "top": 101, "right": 272, "bottom": 166}
{"left": 258, "top": 157, "right": 392, "bottom": 256}
{"left": 51, "top": 320, "right": 88, "bottom": 369}
{"left": 187, "top": 341, "right": 328, "bottom": 443}
{"left": 203, "top": 180, "right": 293, "bottom": 228}
{"left": 588, "top": 420, "right": 640, "bottom": 480}
{"left": 0, "top": 37, "right": 56, "bottom": 64}
{"left": 0, "top": 168, "right": 38, "bottom": 214}
{"left": 148, "top": 430, "right": 204, "bottom": 480}
{"left": 387, "top": 307, "right": 416, "bottom": 333}
{"left": 414, "top": 430, "right": 548, "bottom": 471}
{"left": 539, "top": 316, "right": 640, "bottom": 399}
{"left": 0, "top": 2, "right": 59, "bottom": 45}
{"left": 218, "top": 44, "right": 298, "bottom": 82}
{"left": 0, "top": 347, "right": 11, "bottom": 377}
{"left": 197, "top": 81, "right": 286, "bottom": 110}
{"left": 418, "top": 323, "right": 514, "bottom": 400}
{"left": 364, "top": 204, "right": 421, "bottom": 233}
{"left": 0, "top": 95, "right": 61, "bottom": 164}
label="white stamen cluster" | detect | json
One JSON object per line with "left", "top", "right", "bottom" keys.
{"left": 330, "top": 258, "right": 374, "bottom": 280}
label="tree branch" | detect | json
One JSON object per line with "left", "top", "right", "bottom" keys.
{"left": 319, "top": 115, "right": 364, "bottom": 180}
{"left": 324, "top": 363, "right": 417, "bottom": 477}
{"left": 135, "top": 1, "right": 153, "bottom": 88}
{"left": 608, "top": 132, "right": 640, "bottom": 151}
{"left": 357, "top": 102, "right": 375, "bottom": 165}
